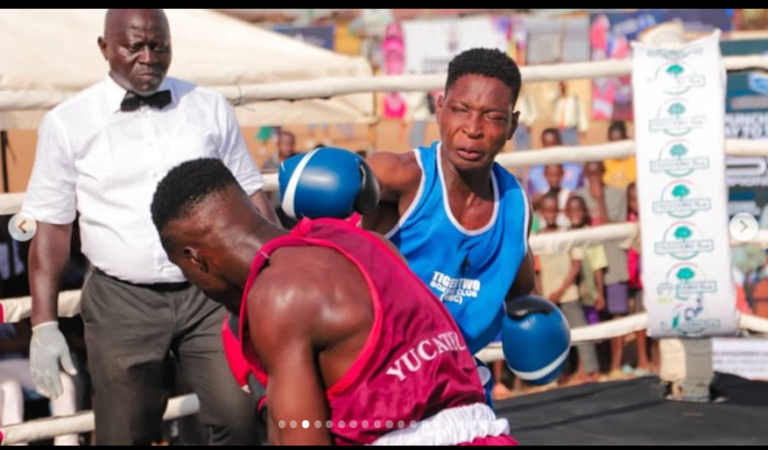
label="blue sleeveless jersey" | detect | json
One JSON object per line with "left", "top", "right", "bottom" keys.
{"left": 387, "top": 142, "right": 530, "bottom": 355}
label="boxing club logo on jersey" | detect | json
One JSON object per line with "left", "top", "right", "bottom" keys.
{"left": 430, "top": 271, "right": 481, "bottom": 305}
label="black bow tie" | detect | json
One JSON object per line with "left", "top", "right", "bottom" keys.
{"left": 120, "top": 90, "right": 172, "bottom": 112}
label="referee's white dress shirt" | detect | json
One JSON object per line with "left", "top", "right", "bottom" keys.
{"left": 22, "top": 76, "right": 265, "bottom": 284}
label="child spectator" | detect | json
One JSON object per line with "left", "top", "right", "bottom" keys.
{"left": 536, "top": 193, "right": 585, "bottom": 385}
{"left": 564, "top": 195, "right": 604, "bottom": 383}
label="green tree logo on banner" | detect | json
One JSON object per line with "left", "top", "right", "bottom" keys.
{"left": 677, "top": 267, "right": 695, "bottom": 283}
{"left": 668, "top": 102, "right": 686, "bottom": 118}
{"left": 672, "top": 184, "right": 691, "bottom": 201}
{"left": 670, "top": 143, "right": 688, "bottom": 159}
{"left": 674, "top": 225, "right": 693, "bottom": 242}
{"left": 667, "top": 64, "right": 685, "bottom": 78}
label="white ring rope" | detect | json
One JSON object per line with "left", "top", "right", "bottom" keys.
{"left": 2, "top": 223, "right": 768, "bottom": 329}
{"left": 0, "top": 393, "right": 199, "bottom": 446}
{"left": 3, "top": 49, "right": 768, "bottom": 446}
{"left": 0, "top": 139, "right": 765, "bottom": 215}
{"left": 0, "top": 290, "right": 80, "bottom": 324}
{"left": 3, "top": 55, "right": 768, "bottom": 111}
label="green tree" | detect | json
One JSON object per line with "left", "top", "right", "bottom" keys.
{"left": 666, "top": 64, "right": 685, "bottom": 78}
{"left": 672, "top": 184, "right": 691, "bottom": 200}
{"left": 670, "top": 143, "right": 688, "bottom": 159}
{"left": 677, "top": 267, "right": 695, "bottom": 282}
{"left": 668, "top": 102, "right": 686, "bottom": 118}
{"left": 674, "top": 225, "right": 692, "bottom": 241}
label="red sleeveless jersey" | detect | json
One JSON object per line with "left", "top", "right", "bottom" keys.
{"left": 237, "top": 218, "right": 487, "bottom": 445}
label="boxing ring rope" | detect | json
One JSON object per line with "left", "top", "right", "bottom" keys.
{"left": 2, "top": 50, "right": 768, "bottom": 446}
{"left": 0, "top": 393, "right": 200, "bottom": 446}
{"left": 0, "top": 139, "right": 764, "bottom": 215}
{"left": 3, "top": 223, "right": 767, "bottom": 324}
{"left": 3, "top": 55, "right": 768, "bottom": 111}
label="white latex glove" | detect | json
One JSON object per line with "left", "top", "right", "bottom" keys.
{"left": 29, "top": 322, "right": 77, "bottom": 399}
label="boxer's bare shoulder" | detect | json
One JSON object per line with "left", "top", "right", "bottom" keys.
{"left": 246, "top": 245, "right": 375, "bottom": 381}
{"left": 366, "top": 151, "right": 422, "bottom": 202}
{"left": 242, "top": 245, "right": 376, "bottom": 445}
{"left": 364, "top": 152, "right": 423, "bottom": 234}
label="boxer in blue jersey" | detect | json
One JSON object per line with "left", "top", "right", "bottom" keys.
{"left": 362, "top": 48, "right": 536, "bottom": 405}
{"left": 278, "top": 48, "right": 565, "bottom": 407}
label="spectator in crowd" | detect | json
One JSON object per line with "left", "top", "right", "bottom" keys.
{"left": 550, "top": 81, "right": 588, "bottom": 146}
{"left": 575, "top": 161, "right": 630, "bottom": 380}
{"left": 565, "top": 195, "right": 605, "bottom": 383}
{"left": 603, "top": 121, "right": 637, "bottom": 190}
{"left": 535, "top": 193, "right": 585, "bottom": 386}
{"left": 526, "top": 128, "right": 584, "bottom": 200}
{"left": 513, "top": 87, "right": 538, "bottom": 152}
{"left": 535, "top": 164, "right": 572, "bottom": 229}
{"left": 261, "top": 130, "right": 297, "bottom": 173}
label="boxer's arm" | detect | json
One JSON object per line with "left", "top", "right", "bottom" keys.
{"left": 363, "top": 152, "right": 421, "bottom": 233}
{"left": 366, "top": 152, "right": 419, "bottom": 203}
{"left": 247, "top": 272, "right": 332, "bottom": 446}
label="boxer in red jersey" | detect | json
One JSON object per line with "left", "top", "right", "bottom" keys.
{"left": 150, "top": 158, "right": 516, "bottom": 446}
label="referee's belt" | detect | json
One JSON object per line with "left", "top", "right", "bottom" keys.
{"left": 92, "top": 267, "right": 191, "bottom": 292}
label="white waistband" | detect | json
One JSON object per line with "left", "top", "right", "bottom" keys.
{"left": 369, "top": 403, "right": 510, "bottom": 446}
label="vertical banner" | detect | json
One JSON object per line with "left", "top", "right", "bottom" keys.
{"left": 632, "top": 30, "right": 739, "bottom": 338}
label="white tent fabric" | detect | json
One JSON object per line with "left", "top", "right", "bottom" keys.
{"left": 0, "top": 9, "right": 375, "bottom": 129}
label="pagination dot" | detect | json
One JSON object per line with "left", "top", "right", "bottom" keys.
{"left": 278, "top": 420, "right": 285, "bottom": 429}
{"left": 325, "top": 420, "right": 333, "bottom": 429}
{"left": 302, "top": 420, "right": 309, "bottom": 429}
{"left": 290, "top": 420, "right": 297, "bottom": 429}
{"left": 398, "top": 420, "right": 405, "bottom": 429}
{"left": 338, "top": 420, "right": 345, "bottom": 429}
{"left": 314, "top": 420, "right": 322, "bottom": 429}
{"left": 374, "top": 420, "right": 381, "bottom": 428}
{"left": 410, "top": 420, "right": 418, "bottom": 428}
{"left": 349, "top": 420, "right": 357, "bottom": 429}
{"left": 362, "top": 420, "right": 369, "bottom": 428}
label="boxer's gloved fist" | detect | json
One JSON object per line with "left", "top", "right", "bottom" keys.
{"left": 279, "top": 147, "right": 380, "bottom": 220}
{"left": 501, "top": 295, "right": 571, "bottom": 386}
{"left": 30, "top": 322, "right": 77, "bottom": 399}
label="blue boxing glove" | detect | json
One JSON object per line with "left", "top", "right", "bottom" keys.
{"left": 279, "top": 147, "right": 380, "bottom": 220}
{"left": 501, "top": 295, "right": 571, "bottom": 386}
